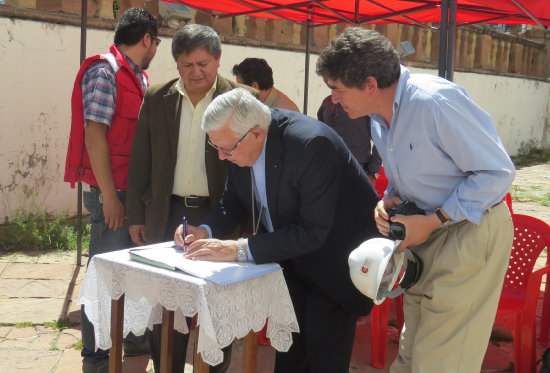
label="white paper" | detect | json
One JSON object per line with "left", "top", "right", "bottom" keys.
{"left": 129, "top": 242, "right": 281, "bottom": 285}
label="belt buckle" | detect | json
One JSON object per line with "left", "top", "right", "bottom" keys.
{"left": 184, "top": 196, "right": 199, "bottom": 208}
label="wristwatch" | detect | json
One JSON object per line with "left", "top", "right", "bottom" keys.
{"left": 237, "top": 238, "right": 248, "bottom": 262}
{"left": 434, "top": 208, "right": 449, "bottom": 224}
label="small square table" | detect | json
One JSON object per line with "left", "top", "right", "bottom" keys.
{"left": 78, "top": 248, "right": 299, "bottom": 373}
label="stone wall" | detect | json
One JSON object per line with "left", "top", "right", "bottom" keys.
{"left": 1, "top": 0, "right": 548, "bottom": 80}
{"left": 0, "top": 2, "right": 549, "bottom": 222}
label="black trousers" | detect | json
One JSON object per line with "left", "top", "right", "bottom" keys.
{"left": 274, "top": 269, "right": 358, "bottom": 373}
{"left": 149, "top": 197, "right": 232, "bottom": 373}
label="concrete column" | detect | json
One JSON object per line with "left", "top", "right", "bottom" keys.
{"left": 5, "top": 0, "right": 37, "bottom": 8}
{"left": 455, "top": 28, "right": 463, "bottom": 68}
{"left": 508, "top": 43, "right": 523, "bottom": 74}
{"left": 464, "top": 29, "right": 476, "bottom": 69}
{"left": 36, "top": 0, "right": 61, "bottom": 11}
{"left": 211, "top": 17, "right": 232, "bottom": 35}
{"left": 233, "top": 15, "right": 246, "bottom": 37}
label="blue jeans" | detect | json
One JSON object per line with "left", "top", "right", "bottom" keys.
{"left": 84, "top": 187, "right": 132, "bottom": 258}
{"left": 81, "top": 187, "right": 134, "bottom": 370}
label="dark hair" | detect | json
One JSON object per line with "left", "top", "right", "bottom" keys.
{"left": 114, "top": 8, "right": 159, "bottom": 46}
{"left": 316, "top": 27, "right": 400, "bottom": 89}
{"left": 171, "top": 24, "right": 222, "bottom": 61}
{"left": 231, "top": 58, "right": 274, "bottom": 90}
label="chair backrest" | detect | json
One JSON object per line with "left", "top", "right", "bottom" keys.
{"left": 503, "top": 214, "right": 550, "bottom": 291}
{"left": 504, "top": 192, "right": 513, "bottom": 214}
{"left": 374, "top": 166, "right": 388, "bottom": 199}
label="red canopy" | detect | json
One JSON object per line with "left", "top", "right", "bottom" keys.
{"left": 161, "top": 0, "right": 549, "bottom": 111}
{"left": 163, "top": 0, "right": 550, "bottom": 27}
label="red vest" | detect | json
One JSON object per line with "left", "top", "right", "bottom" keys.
{"left": 64, "top": 44, "right": 148, "bottom": 190}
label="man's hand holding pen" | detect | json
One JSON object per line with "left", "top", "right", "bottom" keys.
{"left": 174, "top": 223, "right": 241, "bottom": 262}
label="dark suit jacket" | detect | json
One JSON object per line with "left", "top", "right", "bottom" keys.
{"left": 127, "top": 75, "right": 256, "bottom": 243}
{"left": 204, "top": 109, "right": 380, "bottom": 315}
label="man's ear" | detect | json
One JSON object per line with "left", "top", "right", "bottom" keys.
{"left": 251, "top": 81, "right": 260, "bottom": 90}
{"left": 142, "top": 33, "right": 152, "bottom": 48}
{"left": 364, "top": 76, "right": 378, "bottom": 92}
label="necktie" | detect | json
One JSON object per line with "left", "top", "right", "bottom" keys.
{"left": 250, "top": 168, "right": 263, "bottom": 235}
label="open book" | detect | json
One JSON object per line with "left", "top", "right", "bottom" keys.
{"left": 129, "top": 242, "right": 281, "bottom": 285}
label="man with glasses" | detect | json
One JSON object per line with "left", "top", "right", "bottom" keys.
{"left": 126, "top": 24, "right": 256, "bottom": 373}
{"left": 64, "top": 7, "right": 159, "bottom": 373}
{"left": 175, "top": 88, "right": 380, "bottom": 373}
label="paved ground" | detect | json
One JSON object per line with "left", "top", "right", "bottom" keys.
{"left": 0, "top": 164, "right": 548, "bottom": 373}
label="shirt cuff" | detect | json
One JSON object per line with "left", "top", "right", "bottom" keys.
{"left": 244, "top": 238, "right": 255, "bottom": 262}
{"left": 199, "top": 224, "right": 212, "bottom": 238}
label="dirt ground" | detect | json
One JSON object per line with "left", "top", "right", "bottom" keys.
{"left": 510, "top": 163, "right": 550, "bottom": 224}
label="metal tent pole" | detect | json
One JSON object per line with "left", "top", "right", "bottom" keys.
{"left": 446, "top": 0, "right": 456, "bottom": 81}
{"left": 438, "top": 0, "right": 456, "bottom": 81}
{"left": 77, "top": 0, "right": 88, "bottom": 267}
{"left": 438, "top": 0, "right": 449, "bottom": 79}
{"left": 303, "top": 14, "right": 311, "bottom": 115}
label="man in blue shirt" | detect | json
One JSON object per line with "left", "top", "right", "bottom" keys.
{"left": 316, "top": 27, "right": 515, "bottom": 373}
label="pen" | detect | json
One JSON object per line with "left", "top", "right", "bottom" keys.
{"left": 182, "top": 216, "right": 188, "bottom": 251}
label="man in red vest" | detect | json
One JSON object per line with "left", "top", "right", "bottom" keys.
{"left": 64, "top": 7, "right": 159, "bottom": 373}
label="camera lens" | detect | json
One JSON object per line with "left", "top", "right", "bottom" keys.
{"left": 389, "top": 222, "right": 406, "bottom": 240}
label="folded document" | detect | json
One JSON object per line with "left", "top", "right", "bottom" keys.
{"left": 129, "top": 242, "right": 281, "bottom": 285}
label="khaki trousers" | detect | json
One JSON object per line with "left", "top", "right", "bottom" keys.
{"left": 390, "top": 201, "right": 513, "bottom": 373}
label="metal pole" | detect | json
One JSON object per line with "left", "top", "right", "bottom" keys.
{"left": 446, "top": 0, "right": 456, "bottom": 81}
{"left": 77, "top": 0, "right": 88, "bottom": 267}
{"left": 303, "top": 14, "right": 311, "bottom": 115}
{"left": 438, "top": 0, "right": 449, "bottom": 78}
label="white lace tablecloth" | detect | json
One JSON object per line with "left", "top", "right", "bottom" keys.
{"left": 78, "top": 248, "right": 299, "bottom": 366}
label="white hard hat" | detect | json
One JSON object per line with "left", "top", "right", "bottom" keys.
{"left": 348, "top": 238, "right": 423, "bottom": 305}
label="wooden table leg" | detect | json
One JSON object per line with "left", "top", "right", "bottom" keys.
{"left": 242, "top": 330, "right": 258, "bottom": 373}
{"left": 193, "top": 325, "right": 210, "bottom": 373}
{"left": 109, "top": 294, "right": 124, "bottom": 373}
{"left": 159, "top": 307, "right": 174, "bottom": 373}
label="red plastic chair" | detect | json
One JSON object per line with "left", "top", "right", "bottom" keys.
{"left": 374, "top": 166, "right": 388, "bottom": 199}
{"left": 540, "top": 252, "right": 550, "bottom": 347}
{"left": 493, "top": 214, "right": 550, "bottom": 373}
{"left": 258, "top": 322, "right": 270, "bottom": 346}
{"left": 505, "top": 192, "right": 513, "bottom": 214}
{"left": 368, "top": 166, "right": 404, "bottom": 368}
{"left": 370, "top": 295, "right": 404, "bottom": 368}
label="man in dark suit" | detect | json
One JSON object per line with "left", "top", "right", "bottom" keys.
{"left": 176, "top": 88, "right": 380, "bottom": 373}
{"left": 126, "top": 24, "right": 255, "bottom": 373}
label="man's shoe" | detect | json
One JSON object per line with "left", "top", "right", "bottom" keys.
{"left": 124, "top": 332, "right": 150, "bottom": 356}
{"left": 82, "top": 359, "right": 109, "bottom": 373}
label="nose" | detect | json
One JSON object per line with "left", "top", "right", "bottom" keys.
{"left": 331, "top": 92, "right": 341, "bottom": 104}
{"left": 190, "top": 65, "right": 202, "bottom": 76}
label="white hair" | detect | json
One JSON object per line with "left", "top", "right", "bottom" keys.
{"left": 201, "top": 88, "right": 271, "bottom": 136}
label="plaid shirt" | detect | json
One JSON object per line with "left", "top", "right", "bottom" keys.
{"left": 81, "top": 52, "right": 146, "bottom": 127}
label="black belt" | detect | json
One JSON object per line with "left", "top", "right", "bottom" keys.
{"left": 171, "top": 195, "right": 210, "bottom": 208}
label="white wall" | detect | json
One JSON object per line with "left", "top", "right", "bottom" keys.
{"left": 0, "top": 17, "right": 548, "bottom": 221}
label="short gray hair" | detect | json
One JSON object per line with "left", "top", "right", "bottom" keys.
{"left": 171, "top": 24, "right": 221, "bottom": 61}
{"left": 202, "top": 88, "right": 271, "bottom": 136}
{"left": 316, "top": 27, "right": 400, "bottom": 89}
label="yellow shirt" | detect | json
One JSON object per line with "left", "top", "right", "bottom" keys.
{"left": 171, "top": 77, "right": 217, "bottom": 197}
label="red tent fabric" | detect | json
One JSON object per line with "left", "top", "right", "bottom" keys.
{"left": 163, "top": 0, "right": 550, "bottom": 26}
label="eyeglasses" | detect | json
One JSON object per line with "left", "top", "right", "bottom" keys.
{"left": 208, "top": 128, "right": 254, "bottom": 156}
{"left": 151, "top": 35, "right": 161, "bottom": 46}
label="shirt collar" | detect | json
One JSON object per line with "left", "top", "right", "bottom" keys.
{"left": 120, "top": 51, "right": 143, "bottom": 78}
{"left": 253, "top": 132, "right": 268, "bottom": 168}
{"left": 392, "top": 65, "right": 410, "bottom": 114}
{"left": 176, "top": 76, "right": 218, "bottom": 99}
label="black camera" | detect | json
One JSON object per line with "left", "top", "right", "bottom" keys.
{"left": 387, "top": 201, "right": 425, "bottom": 240}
